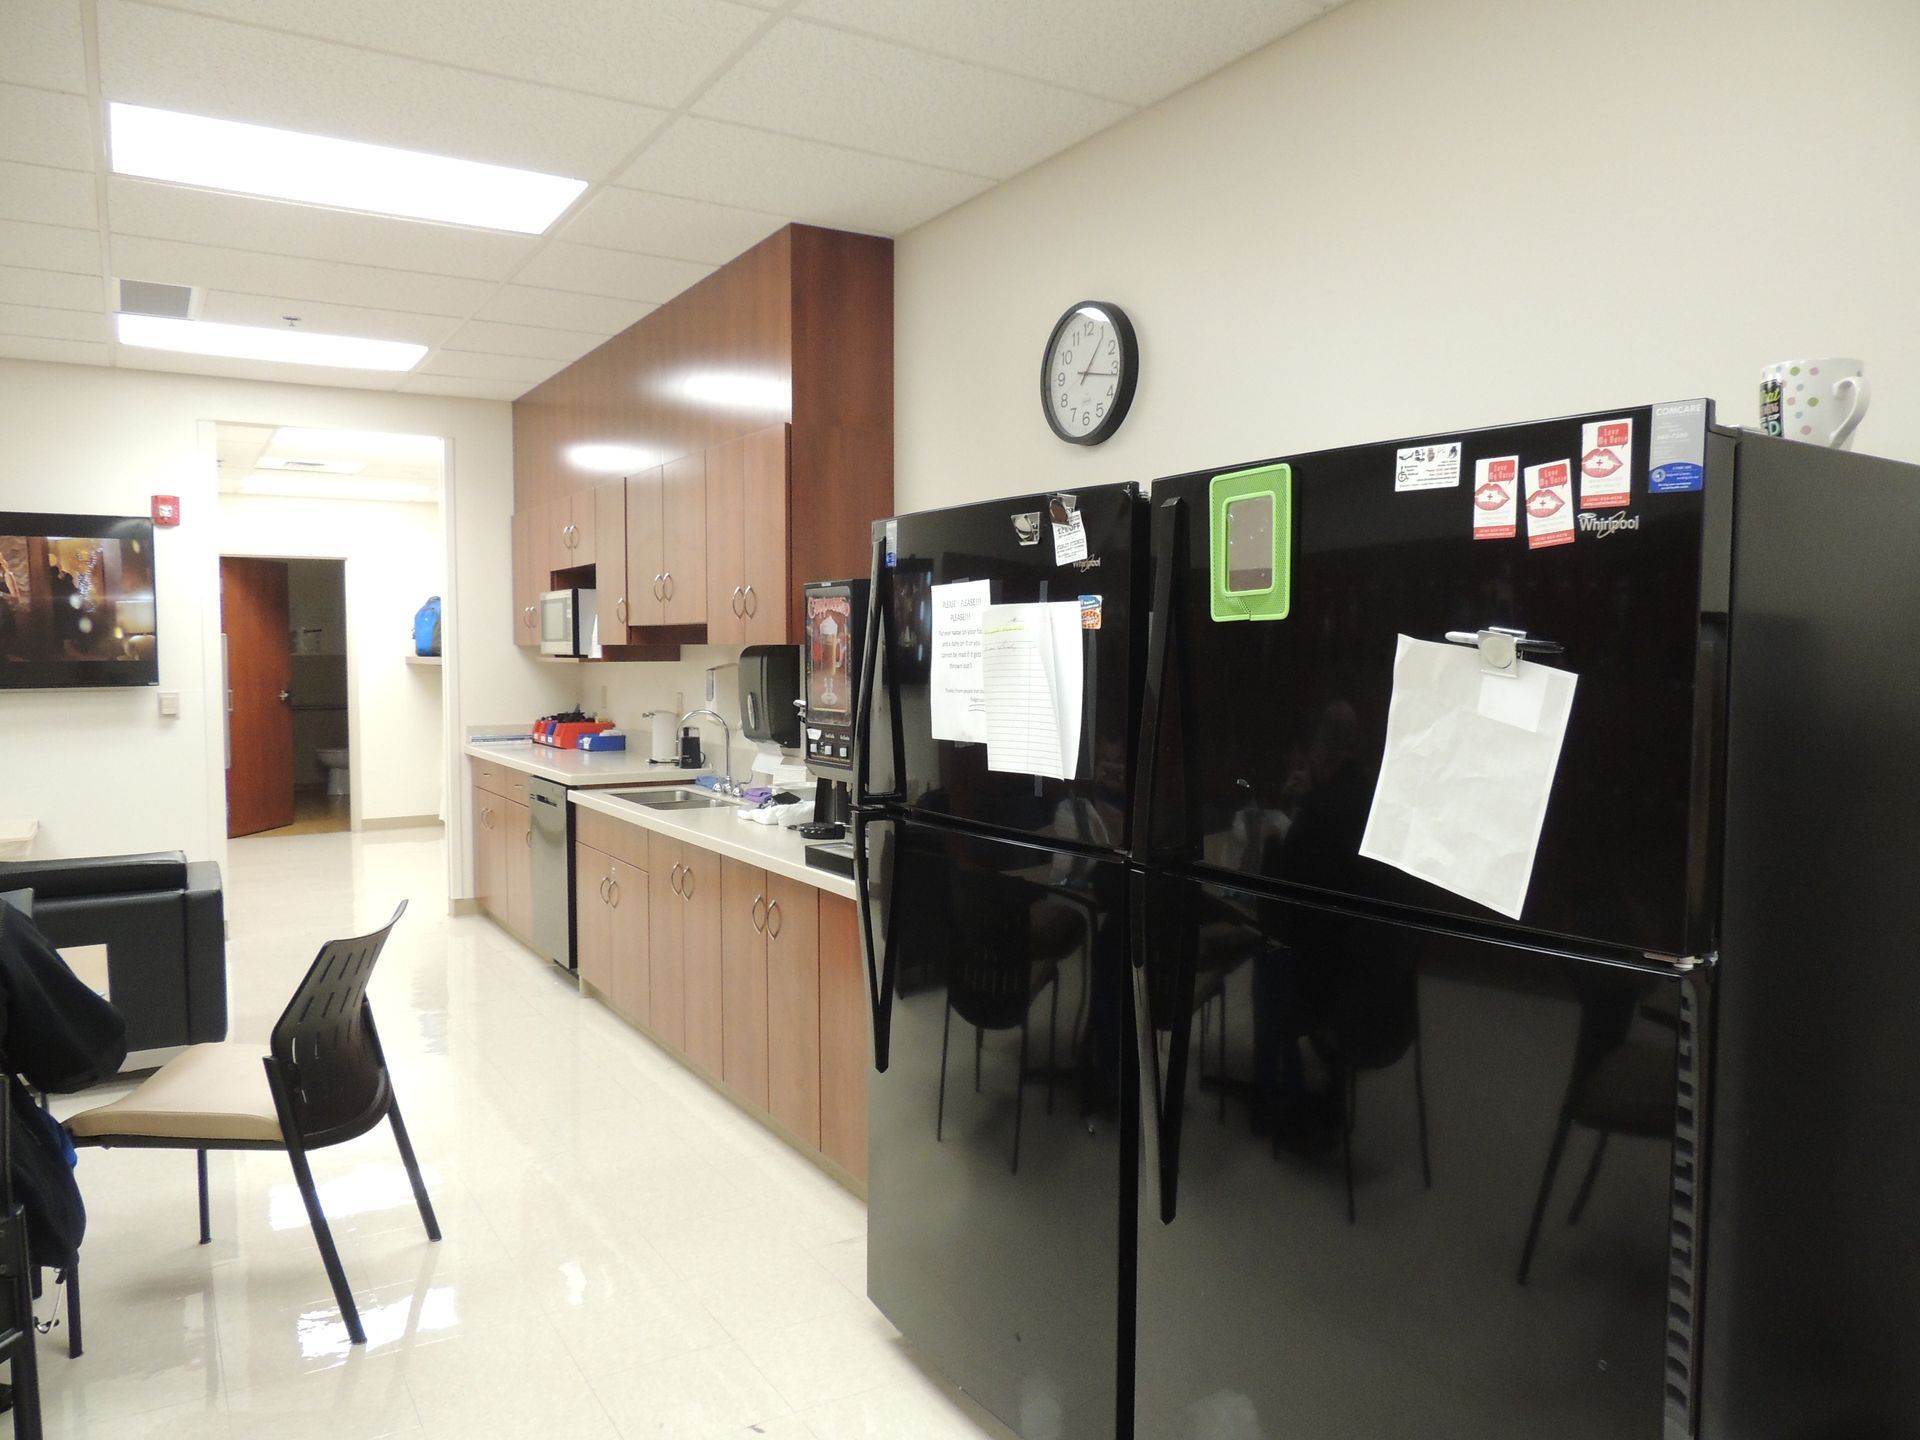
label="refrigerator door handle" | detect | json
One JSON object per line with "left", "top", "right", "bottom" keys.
{"left": 851, "top": 808, "right": 898, "bottom": 1072}
{"left": 1129, "top": 494, "right": 1185, "bottom": 865}
{"left": 1131, "top": 869, "right": 1190, "bottom": 1224}
{"left": 1130, "top": 870, "right": 1168, "bottom": 1222}
{"left": 854, "top": 533, "right": 904, "bottom": 806}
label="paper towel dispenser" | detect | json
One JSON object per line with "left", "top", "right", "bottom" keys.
{"left": 739, "top": 644, "right": 801, "bottom": 747}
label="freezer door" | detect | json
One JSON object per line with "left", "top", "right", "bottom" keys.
{"left": 1139, "top": 403, "right": 1726, "bottom": 958}
{"left": 870, "top": 483, "right": 1143, "bottom": 848}
{"left": 861, "top": 815, "right": 1131, "bottom": 1440}
{"left": 1131, "top": 874, "right": 1707, "bottom": 1440}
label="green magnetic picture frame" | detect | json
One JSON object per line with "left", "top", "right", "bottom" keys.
{"left": 1209, "top": 462, "right": 1292, "bottom": 622}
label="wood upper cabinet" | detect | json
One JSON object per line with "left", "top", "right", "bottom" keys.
{"left": 504, "top": 797, "right": 532, "bottom": 942}
{"left": 607, "top": 856, "right": 649, "bottom": 1025}
{"left": 706, "top": 425, "right": 788, "bottom": 644}
{"left": 539, "top": 492, "right": 597, "bottom": 581}
{"left": 512, "top": 510, "right": 537, "bottom": 648}
{"left": 720, "top": 857, "right": 771, "bottom": 1110}
{"left": 681, "top": 845, "right": 724, "bottom": 1079}
{"left": 661, "top": 452, "right": 706, "bottom": 626}
{"left": 817, "top": 893, "right": 869, "bottom": 1182}
{"left": 766, "top": 872, "right": 821, "bottom": 1148}
{"left": 594, "top": 479, "right": 628, "bottom": 641}
{"left": 567, "top": 488, "right": 597, "bottom": 570}
{"left": 648, "top": 837, "right": 687, "bottom": 1051}
{"left": 575, "top": 841, "right": 613, "bottom": 996}
{"left": 624, "top": 465, "right": 666, "bottom": 628}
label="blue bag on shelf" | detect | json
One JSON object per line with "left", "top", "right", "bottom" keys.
{"left": 413, "top": 596, "right": 442, "bottom": 656}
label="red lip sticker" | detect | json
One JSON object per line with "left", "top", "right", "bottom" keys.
{"left": 1526, "top": 488, "right": 1564, "bottom": 518}
{"left": 1582, "top": 447, "right": 1624, "bottom": 479}
{"left": 1473, "top": 481, "right": 1509, "bottom": 510}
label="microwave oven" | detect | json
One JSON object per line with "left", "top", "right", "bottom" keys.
{"left": 539, "top": 587, "right": 599, "bottom": 658}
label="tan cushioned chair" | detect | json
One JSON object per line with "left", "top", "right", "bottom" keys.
{"left": 67, "top": 1045, "right": 279, "bottom": 1145}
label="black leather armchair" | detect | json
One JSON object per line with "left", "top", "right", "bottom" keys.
{"left": 0, "top": 852, "right": 226, "bottom": 1057}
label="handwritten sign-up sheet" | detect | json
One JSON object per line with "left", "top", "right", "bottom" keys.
{"left": 980, "top": 601, "right": 1085, "bottom": 781}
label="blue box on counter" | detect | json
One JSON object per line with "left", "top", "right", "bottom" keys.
{"left": 576, "top": 731, "right": 627, "bottom": 751}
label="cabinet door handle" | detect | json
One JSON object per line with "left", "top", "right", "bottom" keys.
{"left": 681, "top": 863, "right": 695, "bottom": 900}
{"left": 751, "top": 894, "right": 766, "bottom": 933}
{"left": 664, "top": 572, "right": 674, "bottom": 601}
{"left": 767, "top": 899, "right": 782, "bottom": 937}
{"left": 525, "top": 826, "right": 531, "bottom": 847}
{"left": 599, "top": 874, "right": 611, "bottom": 903}
{"left": 650, "top": 573, "right": 664, "bottom": 602}
{"left": 743, "top": 583, "right": 757, "bottom": 617}
{"left": 608, "top": 878, "right": 620, "bottom": 909}
{"left": 616, "top": 597, "right": 627, "bottom": 624}
{"left": 670, "top": 862, "right": 684, "bottom": 895}
{"left": 481, "top": 806, "right": 492, "bottom": 830}
{"left": 730, "top": 585, "right": 744, "bottom": 617}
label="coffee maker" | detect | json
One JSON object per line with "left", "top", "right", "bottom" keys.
{"left": 800, "top": 576, "right": 869, "bottom": 833}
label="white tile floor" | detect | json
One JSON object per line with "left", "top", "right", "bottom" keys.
{"left": 17, "top": 825, "right": 1016, "bottom": 1440}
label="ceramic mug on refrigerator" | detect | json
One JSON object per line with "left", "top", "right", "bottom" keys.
{"left": 1760, "top": 358, "right": 1870, "bottom": 449}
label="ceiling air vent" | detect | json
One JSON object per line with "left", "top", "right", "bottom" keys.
{"left": 116, "top": 279, "right": 199, "bottom": 319}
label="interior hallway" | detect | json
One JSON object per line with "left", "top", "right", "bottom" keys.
{"left": 26, "top": 826, "right": 1013, "bottom": 1440}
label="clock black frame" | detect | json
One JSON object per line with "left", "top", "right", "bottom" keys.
{"left": 1040, "top": 299, "right": 1138, "bottom": 446}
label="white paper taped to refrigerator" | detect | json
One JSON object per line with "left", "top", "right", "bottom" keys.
{"left": 1358, "top": 635, "right": 1578, "bottom": 919}
{"left": 980, "top": 601, "right": 1085, "bottom": 780}
{"left": 928, "top": 579, "right": 992, "bottom": 743}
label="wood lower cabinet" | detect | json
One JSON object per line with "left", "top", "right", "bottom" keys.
{"left": 721, "top": 857, "right": 772, "bottom": 1110}
{"left": 472, "top": 782, "right": 502, "bottom": 915}
{"left": 681, "top": 846, "right": 724, "bottom": 1079}
{"left": 608, "top": 857, "right": 649, "bottom": 1024}
{"left": 503, "top": 798, "right": 532, "bottom": 942}
{"left": 472, "top": 763, "right": 532, "bottom": 945}
{"left": 817, "top": 894, "right": 869, "bottom": 1182}
{"left": 575, "top": 841, "right": 613, "bottom": 995}
{"left": 766, "top": 872, "right": 822, "bottom": 1148}
{"left": 648, "top": 838, "right": 687, "bottom": 1051}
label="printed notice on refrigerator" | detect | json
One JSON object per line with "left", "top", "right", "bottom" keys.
{"left": 1579, "top": 417, "right": 1633, "bottom": 509}
{"left": 1394, "top": 441, "right": 1463, "bottom": 492}
{"left": 1472, "top": 456, "right": 1519, "bottom": 540}
{"left": 1359, "top": 635, "right": 1578, "bottom": 919}
{"left": 929, "top": 579, "right": 992, "bottom": 744}
{"left": 1524, "top": 459, "right": 1575, "bottom": 548}
{"left": 980, "top": 601, "right": 1085, "bottom": 781}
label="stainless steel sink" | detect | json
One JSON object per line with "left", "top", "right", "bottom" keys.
{"left": 627, "top": 788, "right": 733, "bottom": 811}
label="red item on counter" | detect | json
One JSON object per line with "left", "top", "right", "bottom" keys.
{"left": 531, "top": 720, "right": 614, "bottom": 749}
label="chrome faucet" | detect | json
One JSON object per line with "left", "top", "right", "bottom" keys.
{"left": 678, "top": 707, "right": 736, "bottom": 791}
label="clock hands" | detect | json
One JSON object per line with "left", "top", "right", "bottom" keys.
{"left": 1078, "top": 323, "right": 1107, "bottom": 385}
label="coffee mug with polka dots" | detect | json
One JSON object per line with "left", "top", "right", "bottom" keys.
{"left": 1760, "top": 358, "right": 1870, "bottom": 449}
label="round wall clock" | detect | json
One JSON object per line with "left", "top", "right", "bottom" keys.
{"left": 1041, "top": 300, "right": 1138, "bottom": 445}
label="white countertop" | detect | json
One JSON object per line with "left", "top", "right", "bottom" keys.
{"left": 464, "top": 738, "right": 709, "bottom": 788}
{"left": 569, "top": 786, "right": 858, "bottom": 901}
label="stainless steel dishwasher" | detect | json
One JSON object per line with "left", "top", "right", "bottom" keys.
{"left": 527, "top": 776, "right": 573, "bottom": 969}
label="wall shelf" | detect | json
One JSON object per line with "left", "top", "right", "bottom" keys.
{"left": 405, "top": 654, "right": 442, "bottom": 666}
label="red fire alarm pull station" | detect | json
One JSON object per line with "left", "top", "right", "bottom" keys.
{"left": 151, "top": 495, "right": 180, "bottom": 527}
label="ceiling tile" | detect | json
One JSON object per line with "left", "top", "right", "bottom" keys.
{"left": 0, "top": 160, "right": 98, "bottom": 230}
{"left": 0, "top": 334, "right": 109, "bottom": 367}
{"left": 110, "top": 345, "right": 402, "bottom": 390}
{"left": 694, "top": 20, "right": 1130, "bottom": 178}
{"left": 795, "top": 0, "right": 1327, "bottom": 105}
{"left": 0, "top": 82, "right": 95, "bottom": 171}
{"left": 475, "top": 285, "right": 655, "bottom": 333}
{"left": 194, "top": 291, "right": 462, "bottom": 347}
{"left": 445, "top": 319, "right": 609, "bottom": 361}
{"left": 0, "top": 218, "right": 100, "bottom": 276}
{"left": 0, "top": 0, "right": 88, "bottom": 94}
{"left": 618, "top": 118, "right": 991, "bottom": 235}
{"left": 418, "top": 350, "right": 564, "bottom": 383}
{"left": 108, "top": 178, "right": 537, "bottom": 282}
{"left": 154, "top": 0, "right": 770, "bottom": 112}
{"left": 0, "top": 263, "right": 103, "bottom": 311}
{"left": 97, "top": 0, "right": 668, "bottom": 178}
{"left": 0, "top": 302, "right": 107, "bottom": 342}
{"left": 397, "top": 374, "right": 531, "bottom": 402}
{"left": 109, "top": 234, "right": 496, "bottom": 317}
{"left": 512, "top": 242, "right": 712, "bottom": 302}
{"left": 561, "top": 188, "right": 787, "bottom": 265}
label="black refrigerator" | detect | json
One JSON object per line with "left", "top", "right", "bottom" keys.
{"left": 1129, "top": 402, "right": 1725, "bottom": 1440}
{"left": 853, "top": 482, "right": 1145, "bottom": 1440}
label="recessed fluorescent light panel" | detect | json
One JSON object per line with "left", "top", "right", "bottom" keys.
{"left": 254, "top": 456, "right": 365, "bottom": 475}
{"left": 270, "top": 429, "right": 443, "bottom": 459}
{"left": 238, "top": 475, "right": 438, "bottom": 504}
{"left": 116, "top": 313, "right": 427, "bottom": 371}
{"left": 108, "top": 102, "right": 588, "bottom": 235}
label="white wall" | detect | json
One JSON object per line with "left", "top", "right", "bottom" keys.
{"left": 582, "top": 645, "right": 754, "bottom": 778}
{"left": 0, "top": 358, "right": 574, "bottom": 895}
{"left": 217, "top": 491, "right": 446, "bottom": 825}
{"left": 895, "top": 0, "right": 1920, "bottom": 508}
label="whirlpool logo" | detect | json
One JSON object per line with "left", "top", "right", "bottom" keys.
{"left": 1577, "top": 510, "right": 1641, "bottom": 538}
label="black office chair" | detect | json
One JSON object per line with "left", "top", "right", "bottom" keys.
{"left": 65, "top": 902, "right": 438, "bottom": 1346}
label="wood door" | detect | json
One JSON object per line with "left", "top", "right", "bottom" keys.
{"left": 817, "top": 894, "right": 869, "bottom": 1182}
{"left": 505, "top": 798, "right": 533, "bottom": 942}
{"left": 680, "top": 845, "right": 724, "bottom": 1078}
{"left": 765, "top": 872, "right": 821, "bottom": 1147}
{"left": 575, "top": 841, "right": 612, "bottom": 995}
{"left": 608, "top": 857, "right": 650, "bottom": 1025}
{"left": 720, "top": 857, "right": 770, "bottom": 1108}
{"left": 740, "top": 424, "right": 791, "bottom": 643}
{"left": 472, "top": 783, "right": 499, "bottom": 914}
{"left": 704, "top": 436, "right": 745, "bottom": 643}
{"left": 512, "top": 510, "right": 537, "bottom": 647}
{"left": 222, "top": 556, "right": 295, "bottom": 837}
{"left": 540, "top": 496, "right": 570, "bottom": 585}
{"left": 648, "top": 838, "right": 687, "bottom": 1050}
{"left": 594, "top": 480, "right": 627, "bottom": 641}
{"left": 625, "top": 466, "right": 666, "bottom": 627}
{"left": 661, "top": 451, "right": 707, "bottom": 625}
{"left": 569, "top": 487, "right": 597, "bottom": 569}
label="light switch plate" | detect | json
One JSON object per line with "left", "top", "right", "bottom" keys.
{"left": 157, "top": 691, "right": 180, "bottom": 717}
